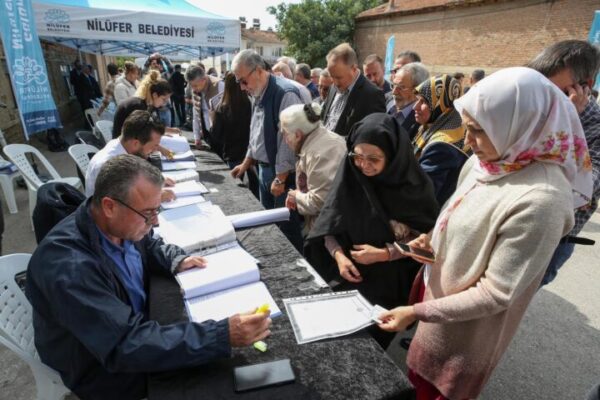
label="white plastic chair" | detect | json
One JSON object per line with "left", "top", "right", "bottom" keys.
{"left": 0, "top": 155, "right": 21, "bottom": 214}
{"left": 84, "top": 108, "right": 99, "bottom": 134}
{"left": 95, "top": 120, "right": 113, "bottom": 144}
{"left": 3, "top": 144, "right": 82, "bottom": 228}
{"left": 68, "top": 144, "right": 99, "bottom": 178}
{"left": 0, "top": 253, "right": 70, "bottom": 400}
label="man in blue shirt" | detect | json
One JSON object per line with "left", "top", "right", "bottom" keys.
{"left": 27, "top": 155, "right": 271, "bottom": 400}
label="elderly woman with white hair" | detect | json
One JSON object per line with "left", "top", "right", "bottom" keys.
{"left": 281, "top": 102, "right": 346, "bottom": 235}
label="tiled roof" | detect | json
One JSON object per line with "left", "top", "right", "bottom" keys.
{"left": 242, "top": 28, "right": 286, "bottom": 45}
{"left": 356, "top": 0, "right": 491, "bottom": 20}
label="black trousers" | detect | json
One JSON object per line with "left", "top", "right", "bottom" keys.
{"left": 172, "top": 95, "right": 186, "bottom": 126}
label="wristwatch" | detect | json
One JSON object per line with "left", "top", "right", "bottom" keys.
{"left": 273, "top": 177, "right": 284, "bottom": 185}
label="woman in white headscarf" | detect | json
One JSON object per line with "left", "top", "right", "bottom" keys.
{"left": 376, "top": 67, "right": 592, "bottom": 400}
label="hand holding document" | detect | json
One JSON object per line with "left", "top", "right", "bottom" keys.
{"left": 283, "top": 291, "right": 387, "bottom": 344}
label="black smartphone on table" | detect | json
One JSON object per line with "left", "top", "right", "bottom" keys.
{"left": 394, "top": 242, "right": 436, "bottom": 263}
{"left": 234, "top": 359, "right": 296, "bottom": 393}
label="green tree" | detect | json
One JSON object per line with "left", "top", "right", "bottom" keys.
{"left": 268, "top": 0, "right": 381, "bottom": 68}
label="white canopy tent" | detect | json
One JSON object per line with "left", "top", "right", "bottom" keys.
{"left": 32, "top": 0, "right": 240, "bottom": 59}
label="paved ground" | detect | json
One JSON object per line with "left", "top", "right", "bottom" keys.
{"left": 0, "top": 133, "right": 598, "bottom": 399}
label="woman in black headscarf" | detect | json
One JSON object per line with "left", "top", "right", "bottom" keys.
{"left": 307, "top": 113, "right": 439, "bottom": 347}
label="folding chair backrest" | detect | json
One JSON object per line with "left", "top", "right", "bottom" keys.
{"left": 68, "top": 144, "right": 99, "bottom": 177}
{"left": 95, "top": 120, "right": 113, "bottom": 144}
{"left": 76, "top": 130, "right": 106, "bottom": 149}
{"left": 0, "top": 253, "right": 36, "bottom": 359}
{"left": 84, "top": 108, "right": 99, "bottom": 129}
{"left": 3, "top": 144, "right": 62, "bottom": 189}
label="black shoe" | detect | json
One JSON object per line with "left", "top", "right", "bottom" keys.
{"left": 399, "top": 337, "right": 412, "bottom": 350}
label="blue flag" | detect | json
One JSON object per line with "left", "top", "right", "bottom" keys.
{"left": 588, "top": 10, "right": 600, "bottom": 91}
{"left": 0, "top": 0, "right": 62, "bottom": 139}
{"left": 384, "top": 35, "right": 395, "bottom": 82}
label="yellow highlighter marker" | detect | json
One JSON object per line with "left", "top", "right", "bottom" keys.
{"left": 253, "top": 304, "right": 270, "bottom": 352}
{"left": 255, "top": 304, "right": 270, "bottom": 314}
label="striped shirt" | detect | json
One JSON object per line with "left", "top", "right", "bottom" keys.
{"left": 571, "top": 97, "right": 600, "bottom": 236}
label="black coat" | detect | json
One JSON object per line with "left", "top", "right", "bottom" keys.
{"left": 209, "top": 102, "right": 251, "bottom": 162}
{"left": 26, "top": 199, "right": 231, "bottom": 400}
{"left": 321, "top": 74, "right": 386, "bottom": 137}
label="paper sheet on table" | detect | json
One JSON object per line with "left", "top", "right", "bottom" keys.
{"left": 162, "top": 169, "right": 199, "bottom": 183}
{"left": 162, "top": 161, "right": 197, "bottom": 171}
{"left": 228, "top": 208, "right": 290, "bottom": 229}
{"left": 185, "top": 281, "right": 281, "bottom": 323}
{"left": 161, "top": 135, "right": 191, "bottom": 153}
{"left": 161, "top": 195, "right": 206, "bottom": 209}
{"left": 168, "top": 180, "right": 209, "bottom": 197}
{"left": 284, "top": 291, "right": 382, "bottom": 344}
{"left": 161, "top": 150, "right": 195, "bottom": 162}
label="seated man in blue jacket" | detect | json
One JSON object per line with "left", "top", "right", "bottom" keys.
{"left": 26, "top": 154, "right": 271, "bottom": 400}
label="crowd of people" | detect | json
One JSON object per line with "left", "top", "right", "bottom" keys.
{"left": 26, "top": 38, "right": 600, "bottom": 400}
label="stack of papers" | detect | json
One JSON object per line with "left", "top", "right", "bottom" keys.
{"left": 162, "top": 169, "right": 199, "bottom": 183}
{"left": 161, "top": 150, "right": 196, "bottom": 162}
{"left": 162, "top": 160, "right": 197, "bottom": 171}
{"left": 161, "top": 135, "right": 191, "bottom": 153}
{"left": 169, "top": 180, "right": 209, "bottom": 196}
{"left": 228, "top": 208, "right": 290, "bottom": 229}
{"left": 158, "top": 202, "right": 236, "bottom": 253}
{"left": 161, "top": 195, "right": 206, "bottom": 209}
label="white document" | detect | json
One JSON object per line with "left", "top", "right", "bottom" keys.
{"left": 161, "top": 150, "right": 195, "bottom": 162}
{"left": 162, "top": 161, "right": 197, "bottom": 171}
{"left": 162, "top": 169, "right": 199, "bottom": 183}
{"left": 228, "top": 208, "right": 290, "bottom": 229}
{"left": 176, "top": 246, "right": 260, "bottom": 299}
{"left": 168, "top": 180, "right": 209, "bottom": 196}
{"left": 284, "top": 291, "right": 384, "bottom": 344}
{"left": 160, "top": 135, "right": 191, "bottom": 153}
{"left": 185, "top": 281, "right": 281, "bottom": 323}
{"left": 158, "top": 202, "right": 236, "bottom": 253}
{"left": 161, "top": 195, "right": 206, "bottom": 210}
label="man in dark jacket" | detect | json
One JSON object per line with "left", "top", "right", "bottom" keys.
{"left": 27, "top": 155, "right": 271, "bottom": 400}
{"left": 321, "top": 43, "right": 386, "bottom": 137}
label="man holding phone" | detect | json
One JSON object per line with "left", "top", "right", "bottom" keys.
{"left": 527, "top": 40, "right": 600, "bottom": 285}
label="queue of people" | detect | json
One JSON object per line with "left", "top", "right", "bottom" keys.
{"left": 29, "top": 38, "right": 599, "bottom": 400}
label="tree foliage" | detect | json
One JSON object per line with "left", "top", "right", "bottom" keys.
{"left": 268, "top": 0, "right": 381, "bottom": 68}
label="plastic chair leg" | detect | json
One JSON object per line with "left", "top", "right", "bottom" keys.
{"left": 0, "top": 175, "right": 18, "bottom": 214}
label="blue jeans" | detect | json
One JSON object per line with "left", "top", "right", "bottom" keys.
{"left": 258, "top": 163, "right": 303, "bottom": 252}
{"left": 541, "top": 242, "right": 575, "bottom": 286}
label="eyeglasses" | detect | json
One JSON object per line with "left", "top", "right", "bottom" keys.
{"left": 235, "top": 67, "right": 257, "bottom": 86}
{"left": 391, "top": 83, "right": 413, "bottom": 92}
{"left": 390, "top": 68, "right": 399, "bottom": 75}
{"left": 112, "top": 198, "right": 162, "bottom": 225}
{"left": 348, "top": 151, "right": 385, "bottom": 165}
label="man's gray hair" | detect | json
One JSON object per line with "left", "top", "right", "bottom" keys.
{"left": 277, "top": 56, "right": 297, "bottom": 75}
{"left": 398, "top": 62, "right": 430, "bottom": 87}
{"left": 232, "top": 49, "right": 266, "bottom": 72}
{"left": 471, "top": 69, "right": 485, "bottom": 82}
{"left": 296, "top": 63, "right": 311, "bottom": 80}
{"left": 363, "top": 54, "right": 383, "bottom": 66}
{"left": 185, "top": 65, "right": 205, "bottom": 82}
{"left": 326, "top": 43, "right": 358, "bottom": 66}
{"left": 396, "top": 50, "right": 421, "bottom": 63}
{"left": 92, "top": 154, "right": 164, "bottom": 206}
{"left": 320, "top": 69, "right": 331, "bottom": 78}
{"left": 527, "top": 40, "right": 600, "bottom": 83}
{"left": 311, "top": 67, "right": 322, "bottom": 76}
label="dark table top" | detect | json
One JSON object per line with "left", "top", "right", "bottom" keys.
{"left": 148, "top": 150, "right": 413, "bottom": 400}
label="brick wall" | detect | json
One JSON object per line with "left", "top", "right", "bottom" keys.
{"left": 0, "top": 40, "right": 94, "bottom": 144}
{"left": 354, "top": 0, "right": 599, "bottom": 77}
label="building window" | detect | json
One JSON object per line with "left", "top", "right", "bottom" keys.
{"left": 255, "top": 46, "right": 263, "bottom": 56}
{"left": 272, "top": 47, "right": 282, "bottom": 57}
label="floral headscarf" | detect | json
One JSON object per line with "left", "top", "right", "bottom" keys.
{"left": 413, "top": 74, "right": 466, "bottom": 154}
{"left": 453, "top": 67, "right": 592, "bottom": 208}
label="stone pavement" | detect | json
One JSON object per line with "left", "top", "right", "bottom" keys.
{"left": 0, "top": 133, "right": 598, "bottom": 399}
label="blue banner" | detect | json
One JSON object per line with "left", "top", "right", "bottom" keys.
{"left": 588, "top": 10, "right": 600, "bottom": 91}
{"left": 1, "top": 0, "right": 62, "bottom": 139}
{"left": 384, "top": 35, "right": 395, "bottom": 82}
